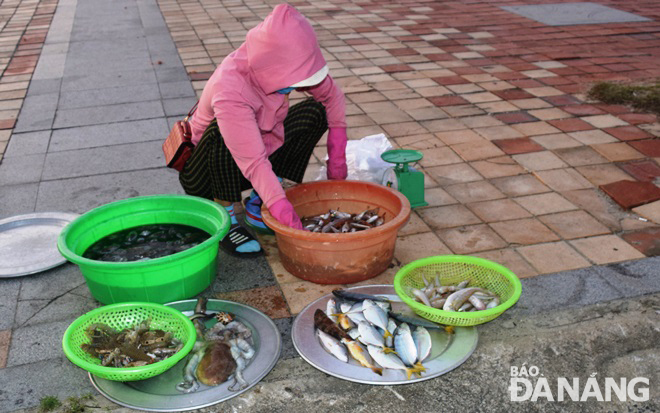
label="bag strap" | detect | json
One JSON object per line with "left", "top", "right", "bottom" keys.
{"left": 183, "top": 101, "right": 199, "bottom": 122}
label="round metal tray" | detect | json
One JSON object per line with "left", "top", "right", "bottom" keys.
{"left": 292, "top": 285, "right": 478, "bottom": 385}
{"left": 0, "top": 212, "right": 79, "bottom": 278}
{"left": 89, "top": 299, "right": 281, "bottom": 412}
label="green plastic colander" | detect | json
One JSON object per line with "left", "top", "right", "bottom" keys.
{"left": 62, "top": 302, "right": 196, "bottom": 381}
{"left": 393, "top": 255, "right": 522, "bottom": 326}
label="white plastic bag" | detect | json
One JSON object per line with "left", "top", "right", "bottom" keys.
{"left": 315, "top": 133, "right": 393, "bottom": 184}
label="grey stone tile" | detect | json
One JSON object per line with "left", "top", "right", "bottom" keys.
{"left": 163, "top": 97, "right": 198, "bottom": 117}
{"left": 0, "top": 279, "right": 20, "bottom": 330}
{"left": 0, "top": 154, "right": 45, "bottom": 185}
{"left": 155, "top": 66, "right": 190, "bottom": 83}
{"left": 600, "top": 257, "right": 660, "bottom": 297}
{"left": 501, "top": 3, "right": 651, "bottom": 26}
{"left": 0, "top": 357, "right": 94, "bottom": 410}
{"left": 36, "top": 168, "right": 183, "bottom": 214}
{"left": 4, "top": 131, "right": 51, "bottom": 157}
{"left": 160, "top": 80, "right": 195, "bottom": 99}
{"left": 60, "top": 68, "right": 157, "bottom": 92}
{"left": 25, "top": 78, "right": 61, "bottom": 96}
{"left": 42, "top": 140, "right": 165, "bottom": 179}
{"left": 274, "top": 317, "right": 297, "bottom": 360}
{"left": 210, "top": 243, "right": 276, "bottom": 293}
{"left": 66, "top": 39, "right": 149, "bottom": 57}
{"left": 16, "top": 293, "right": 98, "bottom": 327}
{"left": 13, "top": 93, "right": 58, "bottom": 133}
{"left": 63, "top": 55, "right": 155, "bottom": 75}
{"left": 58, "top": 83, "right": 161, "bottom": 110}
{"left": 0, "top": 183, "right": 38, "bottom": 219}
{"left": 31, "top": 53, "right": 67, "bottom": 81}
{"left": 6, "top": 319, "right": 73, "bottom": 366}
{"left": 53, "top": 100, "right": 164, "bottom": 129}
{"left": 19, "top": 263, "right": 87, "bottom": 301}
{"left": 50, "top": 118, "right": 169, "bottom": 152}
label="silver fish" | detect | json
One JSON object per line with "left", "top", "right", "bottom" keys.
{"left": 326, "top": 298, "right": 339, "bottom": 323}
{"left": 347, "top": 328, "right": 361, "bottom": 341}
{"left": 412, "top": 326, "right": 432, "bottom": 364}
{"left": 357, "top": 321, "right": 385, "bottom": 348}
{"left": 317, "top": 329, "right": 348, "bottom": 363}
{"left": 385, "top": 318, "right": 398, "bottom": 348}
{"left": 443, "top": 287, "right": 492, "bottom": 312}
{"left": 486, "top": 297, "right": 500, "bottom": 309}
{"left": 411, "top": 288, "right": 432, "bottom": 307}
{"left": 468, "top": 295, "right": 486, "bottom": 311}
{"left": 367, "top": 345, "right": 418, "bottom": 379}
{"left": 394, "top": 323, "right": 418, "bottom": 369}
{"left": 362, "top": 299, "right": 391, "bottom": 337}
{"left": 375, "top": 301, "right": 391, "bottom": 312}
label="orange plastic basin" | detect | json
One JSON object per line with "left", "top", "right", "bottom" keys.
{"left": 261, "top": 180, "right": 411, "bottom": 285}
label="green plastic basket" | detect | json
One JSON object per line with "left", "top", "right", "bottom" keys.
{"left": 62, "top": 302, "right": 196, "bottom": 382}
{"left": 393, "top": 255, "right": 522, "bottom": 326}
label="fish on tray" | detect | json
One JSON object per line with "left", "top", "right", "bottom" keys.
{"left": 312, "top": 290, "right": 452, "bottom": 379}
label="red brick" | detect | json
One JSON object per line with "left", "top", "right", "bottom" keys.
{"left": 604, "top": 126, "right": 653, "bottom": 142}
{"left": 428, "top": 95, "right": 469, "bottom": 107}
{"left": 543, "top": 94, "right": 582, "bottom": 106}
{"left": 628, "top": 139, "right": 660, "bottom": 157}
{"left": 492, "top": 88, "right": 534, "bottom": 100}
{"left": 381, "top": 64, "right": 413, "bottom": 73}
{"left": 618, "top": 113, "right": 657, "bottom": 125}
{"left": 600, "top": 180, "right": 660, "bottom": 209}
{"left": 0, "top": 119, "right": 16, "bottom": 129}
{"left": 563, "top": 105, "right": 606, "bottom": 116}
{"left": 548, "top": 118, "right": 594, "bottom": 132}
{"left": 619, "top": 160, "right": 660, "bottom": 183}
{"left": 622, "top": 228, "right": 660, "bottom": 257}
{"left": 389, "top": 48, "right": 419, "bottom": 56}
{"left": 492, "top": 138, "right": 545, "bottom": 155}
{"left": 432, "top": 76, "right": 469, "bottom": 85}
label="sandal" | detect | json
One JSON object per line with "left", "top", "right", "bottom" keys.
{"left": 219, "top": 225, "right": 263, "bottom": 258}
{"left": 243, "top": 193, "right": 275, "bottom": 235}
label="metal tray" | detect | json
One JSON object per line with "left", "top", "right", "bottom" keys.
{"left": 89, "top": 299, "right": 281, "bottom": 412}
{"left": 292, "top": 285, "right": 478, "bottom": 385}
{"left": 0, "top": 212, "right": 80, "bottom": 278}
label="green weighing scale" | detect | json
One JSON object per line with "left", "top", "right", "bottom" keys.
{"left": 381, "top": 149, "right": 428, "bottom": 208}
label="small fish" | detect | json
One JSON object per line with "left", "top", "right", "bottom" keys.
{"left": 411, "top": 288, "right": 432, "bottom": 307}
{"left": 443, "top": 287, "right": 492, "bottom": 312}
{"left": 468, "top": 295, "right": 486, "bottom": 311}
{"left": 412, "top": 326, "right": 432, "bottom": 366}
{"left": 486, "top": 297, "right": 500, "bottom": 309}
{"left": 347, "top": 328, "right": 361, "bottom": 341}
{"left": 362, "top": 299, "right": 391, "bottom": 337}
{"left": 394, "top": 323, "right": 418, "bottom": 371}
{"left": 313, "top": 309, "right": 350, "bottom": 341}
{"left": 385, "top": 318, "right": 398, "bottom": 348}
{"left": 357, "top": 321, "right": 385, "bottom": 348}
{"left": 342, "top": 339, "right": 383, "bottom": 376}
{"left": 326, "top": 298, "right": 339, "bottom": 323}
{"left": 317, "top": 330, "right": 348, "bottom": 363}
{"left": 367, "top": 345, "right": 418, "bottom": 380}
{"left": 457, "top": 280, "right": 470, "bottom": 289}
{"left": 388, "top": 311, "right": 451, "bottom": 332}
{"left": 332, "top": 289, "right": 390, "bottom": 303}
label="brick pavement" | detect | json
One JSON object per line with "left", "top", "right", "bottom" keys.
{"left": 153, "top": 0, "right": 660, "bottom": 319}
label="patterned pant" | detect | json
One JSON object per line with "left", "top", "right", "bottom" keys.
{"left": 179, "top": 98, "right": 328, "bottom": 202}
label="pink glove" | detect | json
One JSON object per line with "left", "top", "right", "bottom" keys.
{"left": 269, "top": 198, "right": 304, "bottom": 230}
{"left": 327, "top": 127, "right": 348, "bottom": 180}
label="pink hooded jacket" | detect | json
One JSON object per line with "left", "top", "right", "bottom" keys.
{"left": 189, "top": 3, "right": 346, "bottom": 209}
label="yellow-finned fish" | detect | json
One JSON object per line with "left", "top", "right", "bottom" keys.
{"left": 341, "top": 338, "right": 383, "bottom": 376}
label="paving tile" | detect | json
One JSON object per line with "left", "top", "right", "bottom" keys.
{"left": 435, "top": 129, "right": 483, "bottom": 145}
{"left": 547, "top": 118, "right": 594, "bottom": 133}
{"left": 592, "top": 142, "right": 645, "bottom": 162}
{"left": 214, "top": 286, "right": 290, "bottom": 319}
{"left": 517, "top": 241, "right": 591, "bottom": 274}
{"left": 510, "top": 98, "right": 553, "bottom": 110}
{"left": 568, "top": 129, "right": 618, "bottom": 145}
{"left": 476, "top": 101, "right": 519, "bottom": 113}
{"left": 512, "top": 151, "right": 568, "bottom": 171}
{"left": 444, "top": 180, "right": 505, "bottom": 203}
{"left": 628, "top": 139, "right": 660, "bottom": 157}
{"left": 280, "top": 282, "right": 342, "bottom": 316}
{"left": 491, "top": 173, "right": 550, "bottom": 196}
{"left": 492, "top": 137, "right": 544, "bottom": 155}
{"left": 472, "top": 248, "right": 538, "bottom": 278}
{"left": 511, "top": 121, "right": 561, "bottom": 136}
{"left": 562, "top": 104, "right": 606, "bottom": 116}
{"left": 581, "top": 114, "right": 629, "bottom": 129}
{"left": 528, "top": 108, "right": 571, "bottom": 120}
{"left": 490, "top": 218, "right": 560, "bottom": 245}
{"left": 474, "top": 125, "right": 523, "bottom": 141}
{"left": 514, "top": 192, "right": 578, "bottom": 215}
{"left": 398, "top": 211, "right": 432, "bottom": 236}
{"left": 460, "top": 115, "right": 503, "bottom": 129}
{"left": 539, "top": 210, "right": 611, "bottom": 240}
{"left": 533, "top": 168, "right": 593, "bottom": 192}
{"left": 417, "top": 204, "right": 482, "bottom": 230}
{"left": 600, "top": 180, "right": 660, "bottom": 209}
{"left": 423, "top": 186, "right": 458, "bottom": 207}
{"left": 619, "top": 160, "right": 660, "bottom": 183}
{"left": 531, "top": 133, "right": 582, "bottom": 150}
{"left": 451, "top": 140, "right": 505, "bottom": 161}
{"left": 570, "top": 235, "right": 645, "bottom": 264}
{"left": 603, "top": 126, "right": 653, "bottom": 141}
{"left": 420, "top": 118, "right": 466, "bottom": 133}
{"left": 467, "top": 198, "right": 531, "bottom": 222}
{"left": 555, "top": 146, "right": 609, "bottom": 167}
{"left": 617, "top": 113, "right": 657, "bottom": 125}
{"left": 621, "top": 227, "right": 660, "bottom": 256}
{"left": 0, "top": 330, "right": 10, "bottom": 368}
{"left": 443, "top": 105, "right": 485, "bottom": 118}
{"left": 494, "top": 111, "right": 538, "bottom": 124}
{"left": 394, "top": 232, "right": 452, "bottom": 263}
{"left": 438, "top": 224, "right": 507, "bottom": 254}
{"left": 418, "top": 146, "right": 462, "bottom": 167}
{"left": 470, "top": 156, "right": 526, "bottom": 178}
{"left": 428, "top": 95, "right": 469, "bottom": 107}
{"left": 426, "top": 163, "right": 484, "bottom": 185}
{"left": 576, "top": 164, "right": 635, "bottom": 187}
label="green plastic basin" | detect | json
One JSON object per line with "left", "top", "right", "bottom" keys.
{"left": 57, "top": 195, "right": 230, "bottom": 304}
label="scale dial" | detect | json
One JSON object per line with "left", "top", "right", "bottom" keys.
{"left": 381, "top": 167, "right": 398, "bottom": 190}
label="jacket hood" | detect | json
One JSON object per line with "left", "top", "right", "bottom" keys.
{"left": 246, "top": 4, "right": 327, "bottom": 94}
